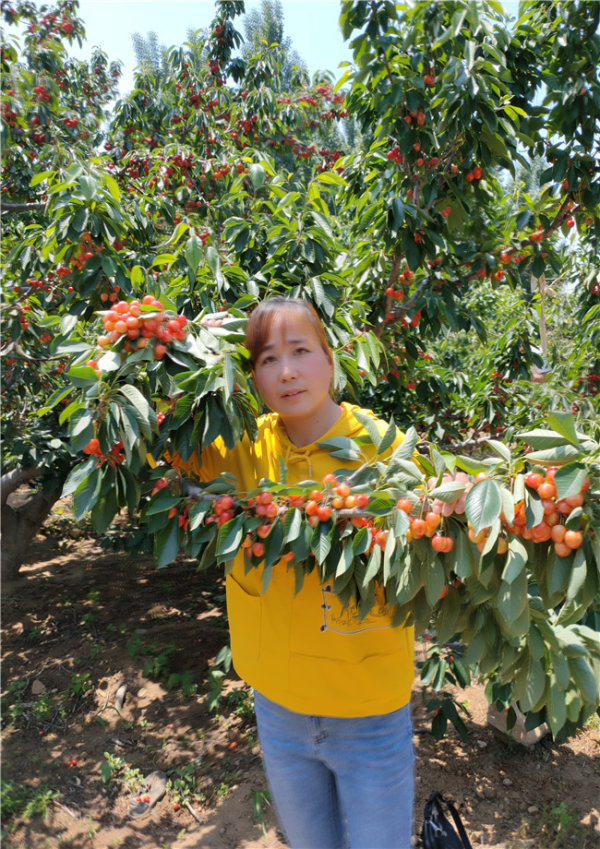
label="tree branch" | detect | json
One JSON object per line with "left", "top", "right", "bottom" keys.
{"left": 0, "top": 467, "right": 42, "bottom": 506}
{"left": 0, "top": 201, "right": 46, "bottom": 215}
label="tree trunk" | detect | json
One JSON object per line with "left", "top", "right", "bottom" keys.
{"left": 0, "top": 468, "right": 62, "bottom": 581}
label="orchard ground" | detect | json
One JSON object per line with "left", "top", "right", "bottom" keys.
{"left": 1, "top": 498, "right": 599, "bottom": 849}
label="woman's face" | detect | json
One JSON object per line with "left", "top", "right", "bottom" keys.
{"left": 252, "top": 312, "right": 335, "bottom": 437}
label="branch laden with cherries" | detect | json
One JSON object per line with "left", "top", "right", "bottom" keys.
{"left": 141, "top": 403, "right": 599, "bottom": 740}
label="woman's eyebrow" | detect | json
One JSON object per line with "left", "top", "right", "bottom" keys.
{"left": 258, "top": 337, "right": 308, "bottom": 355}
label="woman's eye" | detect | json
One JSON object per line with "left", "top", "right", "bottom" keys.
{"left": 295, "top": 347, "right": 309, "bottom": 355}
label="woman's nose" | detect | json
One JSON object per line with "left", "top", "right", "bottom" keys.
{"left": 280, "top": 357, "right": 297, "bottom": 379}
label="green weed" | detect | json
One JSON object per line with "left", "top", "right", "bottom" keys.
{"left": 1, "top": 779, "right": 60, "bottom": 824}
{"left": 126, "top": 632, "right": 197, "bottom": 697}
{"left": 206, "top": 644, "right": 232, "bottom": 711}
{"left": 166, "top": 762, "right": 207, "bottom": 807}
{"left": 100, "top": 752, "right": 144, "bottom": 789}
{"left": 251, "top": 789, "right": 272, "bottom": 837}
{"left": 536, "top": 800, "right": 590, "bottom": 848}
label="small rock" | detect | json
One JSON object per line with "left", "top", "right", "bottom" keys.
{"left": 32, "top": 679, "right": 47, "bottom": 696}
{"left": 528, "top": 805, "right": 539, "bottom": 814}
{"left": 115, "top": 683, "right": 127, "bottom": 710}
{"left": 476, "top": 739, "right": 488, "bottom": 748}
{"left": 503, "top": 778, "right": 513, "bottom": 786}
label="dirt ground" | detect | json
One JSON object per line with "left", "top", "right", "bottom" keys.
{"left": 2, "top": 505, "right": 600, "bottom": 849}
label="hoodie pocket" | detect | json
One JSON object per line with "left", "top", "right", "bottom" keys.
{"left": 289, "top": 582, "right": 401, "bottom": 664}
{"left": 226, "top": 575, "right": 262, "bottom": 670}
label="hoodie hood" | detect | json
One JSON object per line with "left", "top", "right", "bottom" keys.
{"left": 272, "top": 402, "right": 379, "bottom": 482}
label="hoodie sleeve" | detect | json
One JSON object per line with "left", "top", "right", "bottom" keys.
{"left": 164, "top": 438, "right": 229, "bottom": 484}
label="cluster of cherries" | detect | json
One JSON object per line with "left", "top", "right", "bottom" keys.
{"left": 149, "top": 466, "right": 590, "bottom": 565}
{"left": 70, "top": 232, "right": 102, "bottom": 271}
{"left": 97, "top": 296, "right": 188, "bottom": 359}
{"left": 510, "top": 468, "right": 589, "bottom": 556}
{"left": 83, "top": 438, "right": 125, "bottom": 467}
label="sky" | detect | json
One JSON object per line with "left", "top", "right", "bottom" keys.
{"left": 70, "top": 0, "right": 521, "bottom": 96}
{"left": 73, "top": 0, "right": 354, "bottom": 94}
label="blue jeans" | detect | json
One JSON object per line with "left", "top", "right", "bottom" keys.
{"left": 254, "top": 691, "right": 415, "bottom": 849}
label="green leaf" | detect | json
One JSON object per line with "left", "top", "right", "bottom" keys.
{"left": 465, "top": 479, "right": 502, "bottom": 533}
{"left": 363, "top": 544, "right": 381, "bottom": 585}
{"left": 548, "top": 680, "right": 567, "bottom": 737}
{"left": 352, "top": 410, "right": 381, "bottom": 448}
{"left": 517, "top": 428, "right": 573, "bottom": 449}
{"left": 545, "top": 411, "right": 581, "bottom": 446}
{"left": 185, "top": 234, "right": 203, "bottom": 274}
{"left": 501, "top": 537, "right": 526, "bottom": 584}
{"left": 483, "top": 439, "right": 511, "bottom": 463}
{"left": 352, "top": 526, "right": 370, "bottom": 556}
{"left": 377, "top": 417, "right": 397, "bottom": 456}
{"left": 455, "top": 455, "right": 490, "bottom": 475}
{"left": 72, "top": 468, "right": 102, "bottom": 519}
{"left": 553, "top": 464, "right": 588, "bottom": 500}
{"left": 311, "top": 521, "right": 332, "bottom": 564}
{"left": 423, "top": 558, "right": 445, "bottom": 608}
{"left": 265, "top": 519, "right": 283, "bottom": 568}
{"left": 428, "top": 481, "right": 466, "bottom": 502}
{"left": 78, "top": 175, "right": 97, "bottom": 201}
{"left": 103, "top": 172, "right": 121, "bottom": 202}
{"left": 130, "top": 265, "right": 146, "bottom": 287}
{"left": 500, "top": 487, "right": 515, "bottom": 526}
{"left": 336, "top": 541, "right": 355, "bottom": 577}
{"left": 67, "top": 365, "right": 100, "bottom": 388}
{"left": 495, "top": 571, "right": 527, "bottom": 630}
{"left": 389, "top": 459, "right": 423, "bottom": 482}
{"left": 524, "top": 445, "right": 583, "bottom": 465}
{"left": 283, "top": 507, "right": 302, "bottom": 543}
{"left": 205, "top": 245, "right": 221, "bottom": 278}
{"left": 565, "top": 547, "right": 587, "bottom": 603}
{"left": 118, "top": 405, "right": 139, "bottom": 456}
{"left": 391, "top": 426, "right": 418, "bottom": 460}
{"left": 519, "top": 656, "right": 547, "bottom": 712}
{"left": 62, "top": 457, "right": 97, "bottom": 497}
{"left": 30, "top": 170, "right": 54, "bottom": 187}
{"left": 71, "top": 409, "right": 93, "bottom": 438}
{"left": 90, "top": 485, "right": 118, "bottom": 534}
{"left": 548, "top": 553, "right": 571, "bottom": 599}
{"left": 569, "top": 655, "right": 599, "bottom": 708}
{"left": 223, "top": 352, "right": 235, "bottom": 400}
{"left": 145, "top": 494, "right": 181, "bottom": 516}
{"left": 216, "top": 514, "right": 244, "bottom": 560}
{"left": 435, "top": 591, "right": 462, "bottom": 645}
{"left": 316, "top": 436, "right": 361, "bottom": 461}
{"left": 249, "top": 163, "right": 265, "bottom": 188}
{"left": 97, "top": 350, "right": 121, "bottom": 372}
{"left": 119, "top": 385, "right": 156, "bottom": 430}
{"left": 37, "top": 386, "right": 72, "bottom": 416}
{"left": 364, "top": 492, "right": 395, "bottom": 516}
{"left": 154, "top": 518, "right": 181, "bottom": 568}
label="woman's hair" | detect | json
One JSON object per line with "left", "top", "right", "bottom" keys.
{"left": 245, "top": 297, "right": 333, "bottom": 366}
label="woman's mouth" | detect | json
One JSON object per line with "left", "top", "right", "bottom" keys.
{"left": 281, "top": 389, "right": 305, "bottom": 399}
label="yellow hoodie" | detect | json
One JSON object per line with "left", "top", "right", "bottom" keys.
{"left": 172, "top": 401, "right": 414, "bottom": 717}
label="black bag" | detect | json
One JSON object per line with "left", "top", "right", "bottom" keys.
{"left": 421, "top": 792, "right": 473, "bottom": 849}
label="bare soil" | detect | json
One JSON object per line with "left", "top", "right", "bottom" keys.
{"left": 2, "top": 503, "right": 599, "bottom": 849}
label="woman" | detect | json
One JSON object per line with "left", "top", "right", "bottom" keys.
{"left": 171, "top": 297, "right": 415, "bottom": 848}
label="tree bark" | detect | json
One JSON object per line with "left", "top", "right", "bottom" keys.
{"left": 0, "top": 201, "right": 45, "bottom": 215}
{"left": 0, "top": 468, "right": 62, "bottom": 581}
